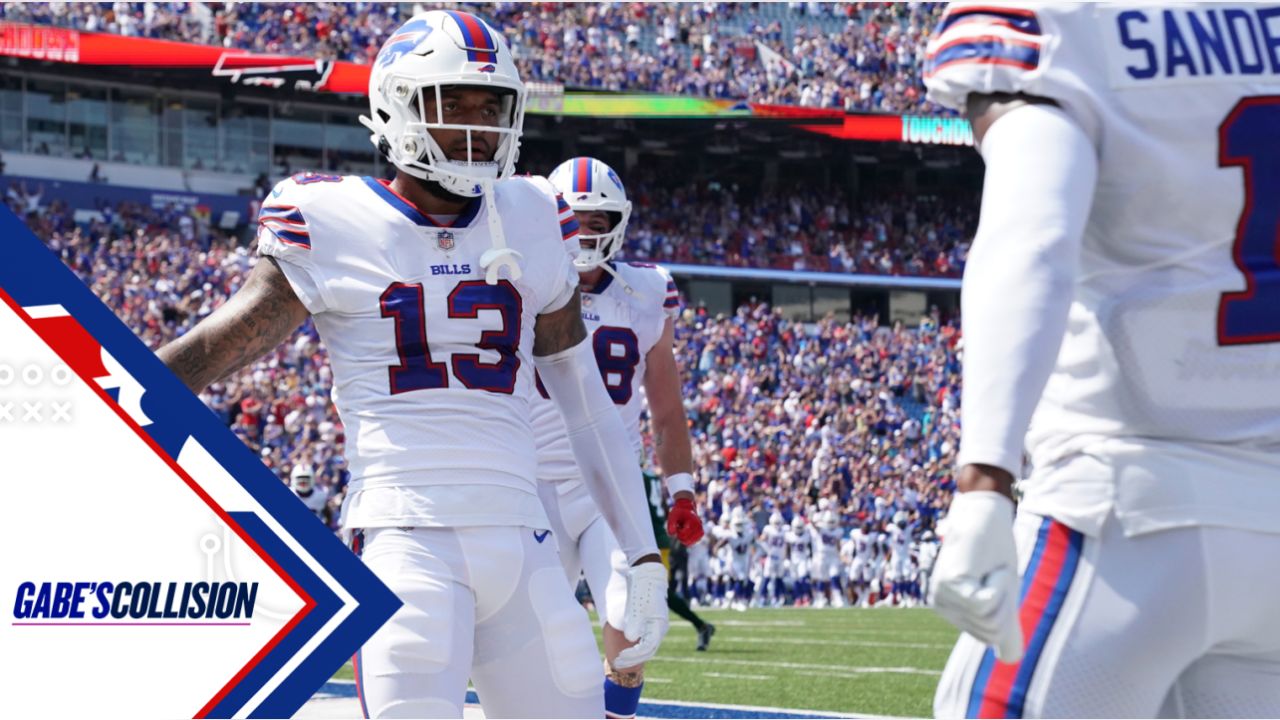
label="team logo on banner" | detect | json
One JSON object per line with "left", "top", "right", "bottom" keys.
{"left": 212, "top": 52, "right": 335, "bottom": 91}
{"left": 0, "top": 205, "right": 400, "bottom": 718}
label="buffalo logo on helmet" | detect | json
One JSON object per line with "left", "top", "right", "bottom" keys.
{"left": 477, "top": 64, "right": 497, "bottom": 73}
{"left": 377, "top": 19, "right": 434, "bottom": 69}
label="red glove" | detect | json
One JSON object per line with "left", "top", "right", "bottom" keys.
{"left": 666, "top": 497, "right": 704, "bottom": 546}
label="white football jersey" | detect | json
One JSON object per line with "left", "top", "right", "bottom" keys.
{"left": 294, "top": 487, "right": 330, "bottom": 517}
{"left": 761, "top": 525, "right": 788, "bottom": 560}
{"left": 256, "top": 173, "right": 579, "bottom": 529}
{"left": 530, "top": 261, "right": 681, "bottom": 486}
{"left": 817, "top": 526, "right": 843, "bottom": 557}
{"left": 926, "top": 3, "right": 1280, "bottom": 534}
{"left": 839, "top": 538, "right": 855, "bottom": 564}
{"left": 852, "top": 528, "right": 874, "bottom": 560}
{"left": 730, "top": 526, "right": 756, "bottom": 559}
{"left": 787, "top": 527, "right": 813, "bottom": 560}
{"left": 887, "top": 523, "right": 912, "bottom": 557}
{"left": 687, "top": 531, "right": 710, "bottom": 563}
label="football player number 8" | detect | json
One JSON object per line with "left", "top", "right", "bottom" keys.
{"left": 380, "top": 280, "right": 522, "bottom": 394}
{"left": 1217, "top": 96, "right": 1280, "bottom": 346}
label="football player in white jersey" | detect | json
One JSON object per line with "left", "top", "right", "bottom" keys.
{"left": 724, "top": 507, "right": 756, "bottom": 611}
{"left": 886, "top": 513, "right": 914, "bottom": 607}
{"left": 156, "top": 12, "right": 672, "bottom": 718}
{"left": 838, "top": 530, "right": 857, "bottom": 606}
{"left": 758, "top": 512, "right": 789, "bottom": 607}
{"left": 786, "top": 515, "right": 815, "bottom": 606}
{"left": 813, "top": 510, "right": 845, "bottom": 608}
{"left": 686, "top": 517, "right": 713, "bottom": 609}
{"left": 289, "top": 463, "right": 329, "bottom": 518}
{"left": 530, "top": 155, "right": 705, "bottom": 717}
{"left": 924, "top": 3, "right": 1280, "bottom": 717}
{"left": 848, "top": 521, "right": 875, "bottom": 608}
{"left": 710, "top": 514, "right": 734, "bottom": 608}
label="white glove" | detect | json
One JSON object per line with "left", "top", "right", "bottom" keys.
{"left": 613, "top": 562, "right": 669, "bottom": 669}
{"left": 930, "top": 491, "right": 1024, "bottom": 663}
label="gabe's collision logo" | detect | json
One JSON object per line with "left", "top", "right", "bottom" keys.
{"left": 13, "top": 581, "right": 258, "bottom": 622}
{"left": 212, "top": 52, "right": 334, "bottom": 91}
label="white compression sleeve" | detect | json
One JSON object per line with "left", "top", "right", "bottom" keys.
{"left": 957, "top": 102, "right": 1098, "bottom": 476}
{"left": 535, "top": 339, "right": 659, "bottom": 564}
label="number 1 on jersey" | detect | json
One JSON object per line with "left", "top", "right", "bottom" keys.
{"left": 381, "top": 283, "right": 450, "bottom": 393}
{"left": 1217, "top": 96, "right": 1280, "bottom": 346}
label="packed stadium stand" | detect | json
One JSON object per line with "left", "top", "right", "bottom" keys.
{"left": 3, "top": 2, "right": 978, "bottom": 609}
{"left": 1, "top": 2, "right": 950, "bottom": 113}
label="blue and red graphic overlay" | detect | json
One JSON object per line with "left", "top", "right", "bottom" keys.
{"left": 0, "top": 203, "right": 401, "bottom": 718}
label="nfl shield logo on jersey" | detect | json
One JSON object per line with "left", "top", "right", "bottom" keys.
{"left": 436, "top": 230, "right": 455, "bottom": 251}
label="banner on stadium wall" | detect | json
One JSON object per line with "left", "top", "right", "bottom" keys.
{"left": 0, "top": 21, "right": 972, "bottom": 145}
{"left": 0, "top": 203, "right": 401, "bottom": 718}
{"left": 797, "top": 114, "right": 974, "bottom": 146}
{"left": 0, "top": 21, "right": 370, "bottom": 93}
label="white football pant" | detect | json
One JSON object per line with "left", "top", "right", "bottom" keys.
{"left": 353, "top": 526, "right": 603, "bottom": 718}
{"left": 935, "top": 510, "right": 1280, "bottom": 718}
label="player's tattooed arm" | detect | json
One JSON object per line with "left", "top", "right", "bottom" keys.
{"left": 532, "top": 292, "right": 587, "bottom": 357}
{"left": 157, "top": 257, "right": 310, "bottom": 393}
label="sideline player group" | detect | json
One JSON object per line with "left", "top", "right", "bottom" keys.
{"left": 677, "top": 508, "right": 939, "bottom": 611}
{"left": 142, "top": 3, "right": 1280, "bottom": 719}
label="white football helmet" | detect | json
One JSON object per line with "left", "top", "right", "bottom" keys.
{"left": 791, "top": 516, "right": 806, "bottom": 532}
{"left": 818, "top": 510, "right": 838, "bottom": 530}
{"left": 548, "top": 156, "right": 633, "bottom": 270}
{"left": 361, "top": 10, "right": 526, "bottom": 198}
{"left": 769, "top": 512, "right": 784, "bottom": 528}
{"left": 290, "top": 464, "right": 315, "bottom": 493}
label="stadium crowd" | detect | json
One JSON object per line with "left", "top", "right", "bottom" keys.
{"left": 623, "top": 178, "right": 972, "bottom": 276}
{"left": 1, "top": 2, "right": 949, "bottom": 114}
{"left": 16, "top": 192, "right": 959, "bottom": 566}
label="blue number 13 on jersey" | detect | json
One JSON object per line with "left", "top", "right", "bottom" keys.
{"left": 381, "top": 280, "right": 522, "bottom": 394}
{"left": 1217, "top": 96, "right": 1280, "bottom": 346}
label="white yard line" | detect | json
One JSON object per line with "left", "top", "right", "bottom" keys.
{"left": 637, "top": 695, "right": 915, "bottom": 719}
{"left": 701, "top": 671, "right": 776, "bottom": 681}
{"left": 654, "top": 655, "right": 941, "bottom": 677}
{"left": 665, "top": 633, "right": 951, "bottom": 650}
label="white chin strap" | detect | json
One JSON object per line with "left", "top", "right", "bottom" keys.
{"left": 594, "top": 260, "right": 644, "bottom": 300}
{"left": 478, "top": 178, "right": 522, "bottom": 285}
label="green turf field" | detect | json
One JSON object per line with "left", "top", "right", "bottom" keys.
{"left": 332, "top": 607, "right": 959, "bottom": 717}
